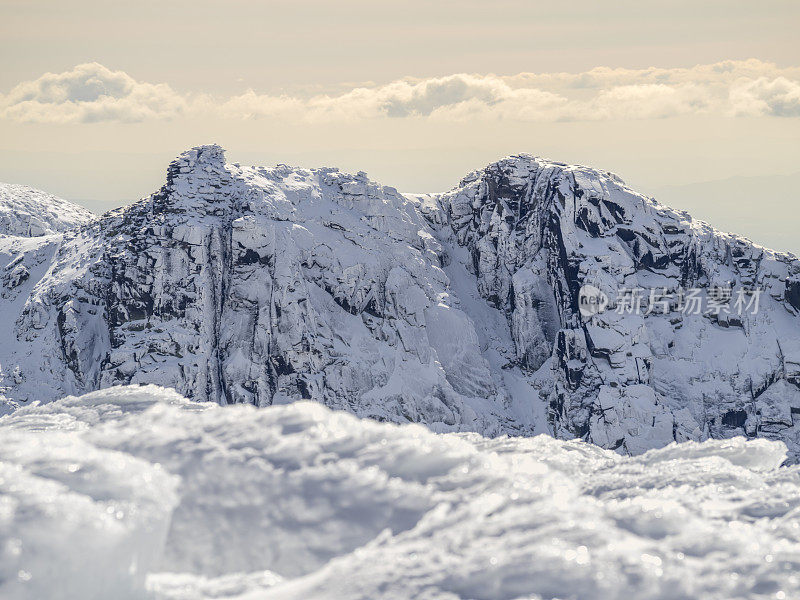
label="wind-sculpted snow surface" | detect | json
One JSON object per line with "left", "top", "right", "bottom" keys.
{"left": 0, "top": 182, "right": 95, "bottom": 236}
{"left": 0, "top": 385, "right": 798, "bottom": 599}
{"left": 1, "top": 145, "right": 800, "bottom": 459}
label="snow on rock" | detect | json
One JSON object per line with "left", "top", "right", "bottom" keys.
{"left": 0, "top": 145, "right": 511, "bottom": 435}
{"left": 0, "top": 182, "right": 95, "bottom": 237}
{"left": 438, "top": 155, "right": 800, "bottom": 458}
{"left": 1, "top": 146, "right": 800, "bottom": 460}
{"left": 1, "top": 385, "right": 799, "bottom": 599}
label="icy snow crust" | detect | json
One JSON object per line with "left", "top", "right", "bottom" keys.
{"left": 0, "top": 385, "right": 798, "bottom": 599}
{"left": 0, "top": 182, "right": 95, "bottom": 237}
{"left": 1, "top": 145, "right": 800, "bottom": 459}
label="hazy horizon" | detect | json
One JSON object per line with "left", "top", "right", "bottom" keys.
{"left": 2, "top": 0, "right": 798, "bottom": 252}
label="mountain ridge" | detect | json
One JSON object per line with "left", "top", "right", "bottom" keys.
{"left": 1, "top": 145, "right": 799, "bottom": 459}
{"left": 0, "top": 181, "right": 95, "bottom": 237}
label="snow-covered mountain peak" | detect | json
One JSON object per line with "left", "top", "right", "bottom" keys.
{"left": 167, "top": 143, "right": 227, "bottom": 175}
{"left": 153, "top": 144, "right": 417, "bottom": 228}
{"left": 445, "top": 151, "right": 800, "bottom": 451}
{"left": 456, "top": 153, "right": 628, "bottom": 193}
{"left": 2, "top": 146, "right": 800, "bottom": 461}
{"left": 0, "top": 182, "right": 95, "bottom": 237}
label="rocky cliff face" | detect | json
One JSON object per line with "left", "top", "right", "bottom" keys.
{"left": 440, "top": 158, "right": 800, "bottom": 456}
{"left": 2, "top": 145, "right": 799, "bottom": 458}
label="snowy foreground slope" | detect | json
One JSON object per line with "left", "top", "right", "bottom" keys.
{"left": 0, "top": 182, "right": 94, "bottom": 236}
{"left": 1, "top": 145, "right": 800, "bottom": 459}
{"left": 0, "top": 385, "right": 798, "bottom": 600}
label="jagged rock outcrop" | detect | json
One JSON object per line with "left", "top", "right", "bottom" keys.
{"left": 0, "top": 182, "right": 95, "bottom": 236}
{"left": 2, "top": 145, "right": 799, "bottom": 458}
{"left": 440, "top": 157, "right": 800, "bottom": 455}
{"left": 1, "top": 146, "right": 510, "bottom": 433}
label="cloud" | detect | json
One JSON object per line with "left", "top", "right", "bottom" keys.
{"left": 505, "top": 59, "right": 800, "bottom": 91}
{"left": 579, "top": 83, "right": 714, "bottom": 120}
{"left": 217, "top": 75, "right": 527, "bottom": 121}
{"left": 2, "top": 60, "right": 799, "bottom": 124}
{"left": 729, "top": 76, "right": 800, "bottom": 117}
{"left": 0, "top": 63, "right": 187, "bottom": 123}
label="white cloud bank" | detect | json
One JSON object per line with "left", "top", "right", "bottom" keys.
{"left": 2, "top": 60, "right": 799, "bottom": 124}
{"left": 0, "top": 63, "right": 188, "bottom": 123}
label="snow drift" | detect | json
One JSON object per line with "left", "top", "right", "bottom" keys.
{"left": 1, "top": 385, "right": 798, "bottom": 599}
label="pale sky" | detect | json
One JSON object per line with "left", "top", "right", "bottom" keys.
{"left": 1, "top": 0, "right": 799, "bottom": 253}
